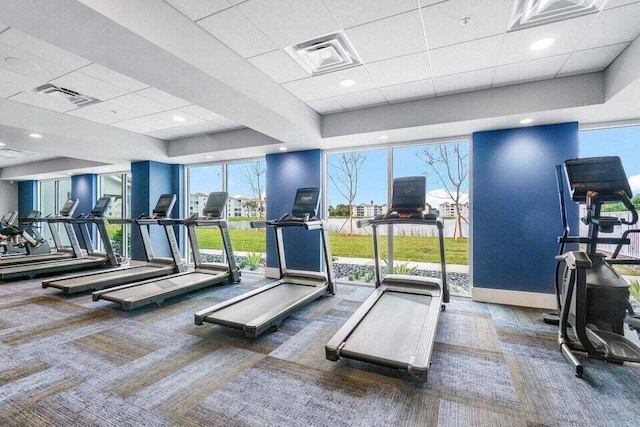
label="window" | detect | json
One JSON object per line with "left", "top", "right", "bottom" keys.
{"left": 98, "top": 173, "right": 131, "bottom": 258}
{"left": 38, "top": 179, "right": 72, "bottom": 248}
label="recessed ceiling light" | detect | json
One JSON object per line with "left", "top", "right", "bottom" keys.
{"left": 530, "top": 37, "right": 554, "bottom": 51}
{"left": 520, "top": 118, "right": 534, "bottom": 124}
{"left": 279, "top": 146, "right": 288, "bottom": 152}
{"left": 206, "top": 155, "right": 214, "bottom": 159}
{"left": 339, "top": 79, "right": 356, "bottom": 88}
{"left": 460, "top": 17, "right": 471, "bottom": 26}
{"left": 172, "top": 115, "right": 186, "bottom": 122}
{"left": 0, "top": 142, "right": 5, "bottom": 147}
{"left": 29, "top": 133, "right": 43, "bottom": 138}
{"left": 66, "top": 172, "right": 74, "bottom": 175}
{"left": 378, "top": 135, "right": 389, "bottom": 140}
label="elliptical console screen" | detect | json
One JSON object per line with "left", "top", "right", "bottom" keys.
{"left": 291, "top": 188, "right": 320, "bottom": 218}
{"left": 91, "top": 197, "right": 112, "bottom": 216}
{"left": 391, "top": 176, "right": 426, "bottom": 214}
{"left": 203, "top": 192, "right": 228, "bottom": 218}
{"left": 152, "top": 194, "right": 177, "bottom": 217}
{"left": 565, "top": 156, "right": 632, "bottom": 203}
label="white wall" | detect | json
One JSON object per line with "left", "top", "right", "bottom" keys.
{"left": 0, "top": 180, "right": 18, "bottom": 217}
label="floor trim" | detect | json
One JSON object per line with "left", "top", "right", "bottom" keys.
{"left": 471, "top": 286, "right": 556, "bottom": 309}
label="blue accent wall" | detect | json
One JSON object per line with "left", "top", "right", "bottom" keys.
{"left": 130, "top": 161, "right": 183, "bottom": 260}
{"left": 18, "top": 180, "right": 37, "bottom": 218}
{"left": 472, "top": 122, "right": 579, "bottom": 293}
{"left": 266, "top": 150, "right": 323, "bottom": 271}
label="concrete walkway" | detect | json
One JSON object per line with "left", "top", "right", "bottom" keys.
{"left": 333, "top": 256, "right": 469, "bottom": 274}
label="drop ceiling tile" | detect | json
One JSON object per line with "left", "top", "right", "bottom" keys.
{"left": 136, "top": 87, "right": 191, "bottom": 108}
{"left": 185, "top": 121, "right": 224, "bottom": 133}
{"left": 577, "top": 2, "right": 640, "bottom": 51}
{"left": 110, "top": 93, "right": 171, "bottom": 116}
{"left": 147, "top": 127, "right": 194, "bottom": 140}
{"left": 50, "top": 71, "right": 128, "bottom": 101}
{"left": 143, "top": 109, "right": 205, "bottom": 126}
{"left": 0, "top": 42, "right": 72, "bottom": 82}
{"left": 380, "top": 79, "right": 435, "bottom": 103}
{"left": 430, "top": 35, "right": 502, "bottom": 77}
{"left": 307, "top": 98, "right": 346, "bottom": 114}
{"left": 493, "top": 54, "right": 570, "bottom": 87}
{"left": 433, "top": 68, "right": 495, "bottom": 96}
{"left": 0, "top": 28, "right": 90, "bottom": 69}
{"left": 165, "top": 0, "right": 231, "bottom": 21}
{"left": 238, "top": 0, "right": 340, "bottom": 47}
{"left": 334, "top": 88, "right": 387, "bottom": 110}
{"left": 179, "top": 105, "right": 225, "bottom": 121}
{"left": 345, "top": 11, "right": 426, "bottom": 63}
{"left": 313, "top": 66, "right": 377, "bottom": 96}
{"left": 367, "top": 52, "right": 431, "bottom": 87}
{"left": 498, "top": 14, "right": 595, "bottom": 65}
{"left": 558, "top": 43, "right": 630, "bottom": 77}
{"left": 78, "top": 63, "right": 148, "bottom": 92}
{"left": 420, "top": 0, "right": 447, "bottom": 5}
{"left": 199, "top": 7, "right": 276, "bottom": 58}
{"left": 0, "top": 68, "right": 39, "bottom": 98}
{"left": 212, "top": 117, "right": 243, "bottom": 129}
{"left": 112, "top": 115, "right": 175, "bottom": 133}
{"left": 282, "top": 78, "right": 331, "bottom": 102}
{"left": 66, "top": 100, "right": 140, "bottom": 124}
{"left": 9, "top": 91, "right": 78, "bottom": 113}
{"left": 606, "top": 0, "right": 640, "bottom": 9}
{"left": 248, "top": 49, "right": 308, "bottom": 83}
{"left": 323, "top": 0, "right": 417, "bottom": 29}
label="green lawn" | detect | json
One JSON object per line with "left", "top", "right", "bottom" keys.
{"left": 194, "top": 228, "right": 469, "bottom": 265}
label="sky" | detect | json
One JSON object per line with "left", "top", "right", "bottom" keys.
{"left": 187, "top": 125, "right": 640, "bottom": 205}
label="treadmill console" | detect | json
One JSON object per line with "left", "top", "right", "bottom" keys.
{"left": 291, "top": 187, "right": 320, "bottom": 219}
{"left": 26, "top": 210, "right": 41, "bottom": 219}
{"left": 91, "top": 197, "right": 112, "bottom": 217}
{"left": 1, "top": 210, "right": 17, "bottom": 224}
{"left": 203, "top": 192, "right": 228, "bottom": 219}
{"left": 152, "top": 194, "right": 177, "bottom": 218}
{"left": 59, "top": 198, "right": 79, "bottom": 217}
{"left": 388, "top": 176, "right": 426, "bottom": 218}
{"left": 565, "top": 156, "right": 632, "bottom": 203}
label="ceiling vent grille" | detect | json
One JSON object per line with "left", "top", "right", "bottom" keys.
{"left": 508, "top": 0, "right": 608, "bottom": 31}
{"left": 33, "top": 83, "right": 102, "bottom": 108}
{"left": 0, "top": 148, "right": 35, "bottom": 159}
{"left": 284, "top": 32, "right": 361, "bottom": 76}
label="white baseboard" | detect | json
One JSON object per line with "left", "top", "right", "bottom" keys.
{"left": 471, "top": 287, "right": 556, "bottom": 309}
{"left": 264, "top": 267, "right": 280, "bottom": 279}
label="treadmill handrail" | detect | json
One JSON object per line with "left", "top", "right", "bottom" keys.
{"left": 250, "top": 218, "right": 324, "bottom": 230}
{"left": 357, "top": 216, "right": 443, "bottom": 229}
{"left": 158, "top": 218, "right": 225, "bottom": 226}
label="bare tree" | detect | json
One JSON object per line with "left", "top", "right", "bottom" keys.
{"left": 242, "top": 162, "right": 265, "bottom": 218}
{"left": 329, "top": 152, "right": 366, "bottom": 234}
{"left": 418, "top": 143, "right": 469, "bottom": 239}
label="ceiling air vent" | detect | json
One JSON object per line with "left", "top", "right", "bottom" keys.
{"left": 0, "top": 147, "right": 35, "bottom": 159}
{"left": 33, "top": 83, "right": 101, "bottom": 108}
{"left": 508, "top": 0, "right": 608, "bottom": 32}
{"left": 284, "top": 32, "right": 361, "bottom": 76}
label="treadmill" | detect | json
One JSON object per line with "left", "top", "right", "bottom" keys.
{"left": 194, "top": 187, "right": 336, "bottom": 338}
{"left": 0, "top": 197, "right": 120, "bottom": 280}
{"left": 93, "top": 192, "right": 241, "bottom": 310}
{"left": 325, "top": 177, "right": 449, "bottom": 382}
{"left": 42, "top": 194, "right": 186, "bottom": 294}
{"left": 0, "top": 199, "right": 79, "bottom": 267}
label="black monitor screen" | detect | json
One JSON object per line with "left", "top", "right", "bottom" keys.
{"left": 1, "top": 211, "right": 16, "bottom": 223}
{"left": 565, "top": 156, "right": 632, "bottom": 203}
{"left": 91, "top": 197, "right": 111, "bottom": 216}
{"left": 291, "top": 188, "right": 320, "bottom": 218}
{"left": 203, "top": 192, "right": 228, "bottom": 218}
{"left": 60, "top": 199, "right": 78, "bottom": 216}
{"left": 27, "top": 210, "right": 40, "bottom": 219}
{"left": 391, "top": 176, "right": 426, "bottom": 214}
{"left": 152, "top": 194, "right": 177, "bottom": 217}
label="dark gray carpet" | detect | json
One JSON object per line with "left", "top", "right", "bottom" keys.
{"left": 0, "top": 272, "right": 639, "bottom": 426}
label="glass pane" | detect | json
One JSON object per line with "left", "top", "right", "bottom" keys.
{"left": 125, "top": 174, "right": 132, "bottom": 257}
{"left": 393, "top": 141, "right": 470, "bottom": 296}
{"left": 55, "top": 179, "right": 72, "bottom": 248}
{"left": 39, "top": 181, "right": 56, "bottom": 245}
{"left": 327, "top": 149, "right": 388, "bottom": 285}
{"left": 188, "top": 165, "right": 225, "bottom": 264}
{"left": 100, "top": 174, "right": 124, "bottom": 257}
{"left": 227, "top": 161, "right": 266, "bottom": 271}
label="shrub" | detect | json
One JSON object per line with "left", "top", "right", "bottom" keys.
{"left": 630, "top": 279, "right": 640, "bottom": 302}
{"left": 244, "top": 252, "right": 263, "bottom": 271}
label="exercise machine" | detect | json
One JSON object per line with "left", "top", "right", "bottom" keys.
{"left": 0, "top": 199, "right": 79, "bottom": 268}
{"left": 194, "top": 187, "right": 335, "bottom": 338}
{"left": 325, "top": 176, "right": 449, "bottom": 382}
{"left": 554, "top": 156, "right": 640, "bottom": 377}
{"left": 0, "top": 197, "right": 120, "bottom": 280}
{"left": 93, "top": 192, "right": 240, "bottom": 310}
{"left": 43, "top": 194, "right": 185, "bottom": 294}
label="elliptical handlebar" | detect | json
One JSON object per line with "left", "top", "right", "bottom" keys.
{"left": 618, "top": 190, "right": 638, "bottom": 225}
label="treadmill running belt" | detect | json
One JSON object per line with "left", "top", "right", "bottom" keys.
{"left": 100, "top": 272, "right": 220, "bottom": 302}
{"left": 341, "top": 292, "right": 432, "bottom": 366}
{"left": 49, "top": 265, "right": 165, "bottom": 288}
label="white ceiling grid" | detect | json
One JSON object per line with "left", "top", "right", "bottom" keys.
{"left": 165, "top": 0, "right": 640, "bottom": 114}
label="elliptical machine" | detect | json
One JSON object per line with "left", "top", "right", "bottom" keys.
{"left": 555, "top": 156, "right": 640, "bottom": 377}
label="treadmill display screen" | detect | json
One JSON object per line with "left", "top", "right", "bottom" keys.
{"left": 152, "top": 194, "right": 177, "bottom": 217}
{"left": 391, "top": 176, "right": 426, "bottom": 214}
{"left": 203, "top": 192, "right": 228, "bottom": 218}
{"left": 91, "top": 197, "right": 111, "bottom": 216}
{"left": 60, "top": 199, "right": 79, "bottom": 216}
{"left": 1, "top": 211, "right": 16, "bottom": 223}
{"left": 291, "top": 188, "right": 320, "bottom": 218}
